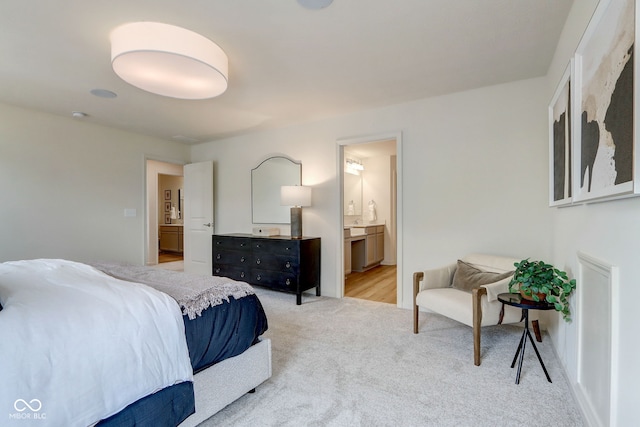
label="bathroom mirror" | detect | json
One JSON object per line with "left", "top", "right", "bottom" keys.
{"left": 252, "top": 156, "right": 301, "bottom": 224}
{"left": 344, "top": 171, "right": 362, "bottom": 215}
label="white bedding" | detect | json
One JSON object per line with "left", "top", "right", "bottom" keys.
{"left": 0, "top": 259, "right": 193, "bottom": 426}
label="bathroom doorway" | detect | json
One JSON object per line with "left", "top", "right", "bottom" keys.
{"left": 145, "top": 159, "right": 184, "bottom": 266}
{"left": 338, "top": 133, "right": 401, "bottom": 306}
{"left": 158, "top": 173, "right": 184, "bottom": 264}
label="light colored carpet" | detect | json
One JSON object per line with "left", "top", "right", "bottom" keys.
{"left": 153, "top": 261, "right": 184, "bottom": 272}
{"left": 200, "top": 289, "right": 584, "bottom": 426}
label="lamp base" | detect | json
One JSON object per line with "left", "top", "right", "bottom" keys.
{"left": 290, "top": 207, "right": 303, "bottom": 239}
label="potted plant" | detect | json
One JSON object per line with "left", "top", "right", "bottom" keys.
{"left": 508, "top": 258, "right": 577, "bottom": 321}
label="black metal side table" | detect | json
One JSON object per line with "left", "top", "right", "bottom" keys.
{"left": 497, "top": 293, "right": 555, "bottom": 384}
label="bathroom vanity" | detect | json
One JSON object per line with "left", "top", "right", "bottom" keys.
{"left": 159, "top": 225, "right": 183, "bottom": 253}
{"left": 345, "top": 224, "right": 384, "bottom": 273}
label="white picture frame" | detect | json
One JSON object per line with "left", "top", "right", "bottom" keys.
{"left": 572, "top": 0, "right": 639, "bottom": 203}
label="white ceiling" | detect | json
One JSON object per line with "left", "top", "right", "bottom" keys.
{"left": 0, "top": 0, "right": 573, "bottom": 144}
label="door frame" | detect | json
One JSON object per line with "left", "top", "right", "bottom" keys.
{"left": 336, "top": 131, "right": 403, "bottom": 307}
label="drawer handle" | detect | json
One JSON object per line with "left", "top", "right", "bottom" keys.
{"left": 240, "top": 272, "right": 245, "bottom": 278}
{"left": 240, "top": 256, "right": 245, "bottom": 263}
{"left": 214, "top": 268, "right": 220, "bottom": 274}
{"left": 240, "top": 243, "right": 246, "bottom": 247}
{"left": 285, "top": 261, "right": 291, "bottom": 268}
{"left": 256, "top": 259, "right": 261, "bottom": 265}
{"left": 216, "top": 254, "right": 221, "bottom": 260}
{"left": 256, "top": 244, "right": 261, "bottom": 249}
{"left": 286, "top": 247, "right": 290, "bottom": 251}
{"left": 216, "top": 241, "right": 221, "bottom": 245}
{"left": 285, "top": 278, "right": 291, "bottom": 285}
{"left": 256, "top": 274, "right": 261, "bottom": 281}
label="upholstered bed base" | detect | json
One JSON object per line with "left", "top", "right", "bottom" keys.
{"left": 179, "top": 338, "right": 272, "bottom": 427}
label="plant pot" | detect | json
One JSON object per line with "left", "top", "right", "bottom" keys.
{"left": 520, "top": 289, "right": 546, "bottom": 302}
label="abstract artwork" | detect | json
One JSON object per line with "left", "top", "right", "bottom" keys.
{"left": 572, "top": 0, "right": 638, "bottom": 202}
{"left": 549, "top": 61, "right": 572, "bottom": 206}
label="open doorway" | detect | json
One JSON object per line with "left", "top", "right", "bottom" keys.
{"left": 338, "top": 133, "right": 402, "bottom": 306}
{"left": 145, "top": 160, "right": 184, "bottom": 266}
{"left": 158, "top": 173, "right": 184, "bottom": 263}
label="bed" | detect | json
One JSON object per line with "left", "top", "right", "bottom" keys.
{"left": 0, "top": 259, "right": 271, "bottom": 427}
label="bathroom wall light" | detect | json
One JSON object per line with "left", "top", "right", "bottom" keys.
{"left": 346, "top": 159, "right": 364, "bottom": 170}
{"left": 345, "top": 158, "right": 364, "bottom": 175}
{"left": 281, "top": 186, "right": 312, "bottom": 239}
{"left": 110, "top": 22, "right": 228, "bottom": 100}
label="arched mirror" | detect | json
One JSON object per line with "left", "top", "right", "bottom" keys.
{"left": 251, "top": 156, "right": 301, "bottom": 223}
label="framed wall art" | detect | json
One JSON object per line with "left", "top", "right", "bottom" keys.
{"left": 549, "top": 60, "right": 573, "bottom": 206}
{"left": 572, "top": 0, "right": 639, "bottom": 203}
{"left": 164, "top": 189, "right": 171, "bottom": 200}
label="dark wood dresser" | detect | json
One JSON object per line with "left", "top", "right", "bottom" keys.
{"left": 212, "top": 234, "right": 321, "bottom": 305}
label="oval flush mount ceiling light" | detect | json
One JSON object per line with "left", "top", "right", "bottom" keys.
{"left": 110, "top": 22, "right": 228, "bottom": 100}
{"left": 297, "top": 0, "right": 333, "bottom": 9}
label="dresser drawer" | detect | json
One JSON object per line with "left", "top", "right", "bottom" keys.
{"left": 213, "top": 236, "right": 251, "bottom": 252}
{"left": 252, "top": 239, "right": 300, "bottom": 256}
{"left": 251, "top": 269, "right": 297, "bottom": 291}
{"left": 214, "top": 250, "right": 251, "bottom": 266}
{"left": 213, "top": 264, "right": 251, "bottom": 282}
{"left": 252, "top": 253, "right": 298, "bottom": 273}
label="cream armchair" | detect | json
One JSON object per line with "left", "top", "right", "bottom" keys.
{"left": 413, "top": 253, "right": 541, "bottom": 366}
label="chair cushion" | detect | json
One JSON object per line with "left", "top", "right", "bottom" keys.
{"left": 451, "top": 260, "right": 514, "bottom": 292}
{"left": 415, "top": 288, "right": 523, "bottom": 327}
{"left": 461, "top": 254, "right": 520, "bottom": 273}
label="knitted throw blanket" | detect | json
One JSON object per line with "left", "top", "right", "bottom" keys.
{"left": 91, "top": 263, "right": 255, "bottom": 320}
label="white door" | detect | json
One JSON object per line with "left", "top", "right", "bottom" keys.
{"left": 183, "top": 162, "right": 214, "bottom": 275}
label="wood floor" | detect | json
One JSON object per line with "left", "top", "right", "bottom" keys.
{"left": 159, "top": 252, "right": 183, "bottom": 263}
{"left": 345, "top": 265, "right": 397, "bottom": 304}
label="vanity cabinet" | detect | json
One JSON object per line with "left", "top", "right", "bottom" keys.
{"left": 213, "top": 234, "right": 321, "bottom": 305}
{"left": 350, "top": 225, "right": 384, "bottom": 272}
{"left": 159, "top": 225, "right": 183, "bottom": 253}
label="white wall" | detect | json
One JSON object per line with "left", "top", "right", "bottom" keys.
{"left": 0, "top": 103, "right": 189, "bottom": 264}
{"left": 546, "top": 0, "right": 639, "bottom": 424}
{"left": 191, "top": 76, "right": 552, "bottom": 308}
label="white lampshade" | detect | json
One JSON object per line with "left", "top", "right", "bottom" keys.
{"left": 110, "top": 22, "right": 228, "bottom": 99}
{"left": 281, "top": 186, "right": 312, "bottom": 207}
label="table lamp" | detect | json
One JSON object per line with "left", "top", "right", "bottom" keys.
{"left": 281, "top": 185, "right": 312, "bottom": 239}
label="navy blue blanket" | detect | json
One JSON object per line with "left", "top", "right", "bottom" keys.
{"left": 186, "top": 293, "right": 268, "bottom": 373}
{"left": 96, "top": 381, "right": 195, "bottom": 427}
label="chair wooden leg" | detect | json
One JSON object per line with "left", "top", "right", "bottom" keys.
{"left": 472, "top": 288, "right": 486, "bottom": 366}
{"left": 532, "top": 319, "right": 542, "bottom": 342}
{"left": 413, "top": 272, "right": 423, "bottom": 334}
{"left": 473, "top": 324, "right": 481, "bottom": 366}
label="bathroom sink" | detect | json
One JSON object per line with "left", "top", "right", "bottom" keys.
{"left": 349, "top": 228, "right": 367, "bottom": 236}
